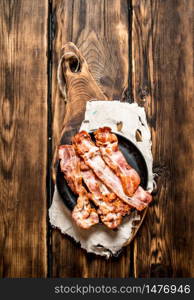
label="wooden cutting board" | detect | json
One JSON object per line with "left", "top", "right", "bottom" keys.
{"left": 52, "top": 42, "right": 148, "bottom": 247}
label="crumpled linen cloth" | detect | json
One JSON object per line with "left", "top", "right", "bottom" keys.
{"left": 49, "top": 101, "right": 153, "bottom": 258}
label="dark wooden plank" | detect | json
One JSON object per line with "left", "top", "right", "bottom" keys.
{"left": 0, "top": 0, "right": 48, "bottom": 277}
{"left": 51, "top": 0, "right": 131, "bottom": 277}
{"left": 132, "top": 0, "right": 194, "bottom": 277}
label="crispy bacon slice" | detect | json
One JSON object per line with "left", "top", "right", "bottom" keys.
{"left": 131, "top": 185, "right": 152, "bottom": 205}
{"left": 71, "top": 188, "right": 99, "bottom": 229}
{"left": 58, "top": 145, "right": 99, "bottom": 229}
{"left": 80, "top": 162, "right": 131, "bottom": 229}
{"left": 72, "top": 131, "right": 151, "bottom": 210}
{"left": 59, "top": 145, "right": 82, "bottom": 194}
{"left": 94, "top": 127, "right": 140, "bottom": 196}
{"left": 97, "top": 194, "right": 131, "bottom": 228}
{"left": 94, "top": 127, "right": 152, "bottom": 204}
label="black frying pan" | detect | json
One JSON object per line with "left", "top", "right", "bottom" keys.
{"left": 56, "top": 131, "right": 148, "bottom": 211}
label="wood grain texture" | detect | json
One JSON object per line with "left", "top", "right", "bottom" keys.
{"left": 132, "top": 0, "right": 194, "bottom": 277}
{"left": 51, "top": 0, "right": 131, "bottom": 277}
{"left": 51, "top": 0, "right": 130, "bottom": 159}
{"left": 0, "top": 0, "right": 48, "bottom": 277}
{"left": 1, "top": 0, "right": 193, "bottom": 279}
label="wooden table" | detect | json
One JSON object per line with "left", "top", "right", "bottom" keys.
{"left": 0, "top": 0, "right": 194, "bottom": 278}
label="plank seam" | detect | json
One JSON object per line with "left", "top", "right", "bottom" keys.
{"left": 127, "top": 0, "right": 135, "bottom": 277}
{"left": 127, "top": 0, "right": 134, "bottom": 104}
{"left": 46, "top": 0, "right": 54, "bottom": 278}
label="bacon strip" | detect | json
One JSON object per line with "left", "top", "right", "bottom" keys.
{"left": 72, "top": 189, "right": 99, "bottom": 229}
{"left": 59, "top": 145, "right": 82, "bottom": 194}
{"left": 94, "top": 127, "right": 140, "bottom": 196}
{"left": 72, "top": 131, "right": 151, "bottom": 210}
{"left": 59, "top": 145, "right": 99, "bottom": 229}
{"left": 80, "top": 162, "right": 131, "bottom": 229}
{"left": 94, "top": 127, "right": 152, "bottom": 204}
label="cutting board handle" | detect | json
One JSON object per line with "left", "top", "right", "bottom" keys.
{"left": 57, "top": 47, "right": 84, "bottom": 101}
{"left": 52, "top": 42, "right": 107, "bottom": 181}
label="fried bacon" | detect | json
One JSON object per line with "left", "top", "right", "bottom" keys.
{"left": 72, "top": 131, "right": 151, "bottom": 211}
{"left": 94, "top": 127, "right": 152, "bottom": 204}
{"left": 94, "top": 127, "right": 140, "bottom": 196}
{"left": 58, "top": 145, "right": 99, "bottom": 229}
{"left": 59, "top": 128, "right": 153, "bottom": 229}
{"left": 59, "top": 145, "right": 82, "bottom": 194}
{"left": 80, "top": 162, "right": 131, "bottom": 229}
{"left": 71, "top": 188, "right": 99, "bottom": 229}
{"left": 131, "top": 185, "right": 152, "bottom": 206}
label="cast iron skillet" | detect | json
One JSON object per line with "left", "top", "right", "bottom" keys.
{"left": 56, "top": 131, "right": 148, "bottom": 211}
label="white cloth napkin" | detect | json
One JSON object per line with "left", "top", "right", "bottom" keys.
{"left": 49, "top": 101, "right": 153, "bottom": 258}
